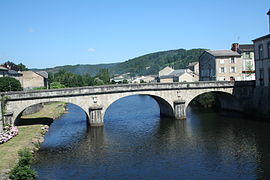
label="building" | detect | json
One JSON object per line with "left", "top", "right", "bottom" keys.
{"left": 158, "top": 66, "right": 174, "bottom": 77}
{"left": 253, "top": 34, "right": 270, "bottom": 87}
{"left": 131, "top": 75, "right": 156, "bottom": 83}
{"left": 199, "top": 50, "right": 242, "bottom": 81}
{"left": 0, "top": 66, "right": 23, "bottom": 84}
{"left": 231, "top": 43, "right": 255, "bottom": 80}
{"left": 22, "top": 71, "right": 48, "bottom": 90}
{"left": 252, "top": 10, "right": 270, "bottom": 87}
{"left": 158, "top": 68, "right": 196, "bottom": 83}
{"left": 187, "top": 61, "right": 199, "bottom": 75}
{"left": 0, "top": 66, "right": 9, "bottom": 77}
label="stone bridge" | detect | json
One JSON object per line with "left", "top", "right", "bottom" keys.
{"left": 0, "top": 81, "right": 255, "bottom": 129}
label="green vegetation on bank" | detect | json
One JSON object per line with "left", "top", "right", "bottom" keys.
{"left": 0, "top": 125, "right": 42, "bottom": 172}
{"left": 21, "top": 102, "right": 67, "bottom": 119}
{"left": 9, "top": 149, "right": 37, "bottom": 180}
{"left": 0, "top": 102, "right": 67, "bottom": 175}
{"left": 190, "top": 93, "right": 217, "bottom": 108}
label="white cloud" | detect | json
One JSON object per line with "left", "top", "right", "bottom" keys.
{"left": 87, "top": 48, "right": 96, "bottom": 52}
{"left": 28, "top": 27, "right": 35, "bottom": 33}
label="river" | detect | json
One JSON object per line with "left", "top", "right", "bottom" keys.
{"left": 32, "top": 95, "right": 270, "bottom": 180}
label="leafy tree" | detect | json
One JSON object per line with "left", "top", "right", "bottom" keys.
{"left": 93, "top": 77, "right": 104, "bottom": 85}
{"left": 17, "top": 63, "right": 29, "bottom": 71}
{"left": 96, "top": 69, "right": 110, "bottom": 84}
{"left": 2, "top": 61, "right": 28, "bottom": 71}
{"left": 0, "top": 77, "right": 22, "bottom": 92}
{"left": 50, "top": 82, "right": 66, "bottom": 89}
{"left": 122, "top": 79, "right": 128, "bottom": 84}
{"left": 192, "top": 93, "right": 216, "bottom": 108}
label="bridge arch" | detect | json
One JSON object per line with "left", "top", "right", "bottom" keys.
{"left": 4, "top": 98, "right": 90, "bottom": 126}
{"left": 102, "top": 94, "right": 175, "bottom": 123}
{"left": 185, "top": 91, "right": 242, "bottom": 112}
{"left": 12, "top": 101, "right": 90, "bottom": 126}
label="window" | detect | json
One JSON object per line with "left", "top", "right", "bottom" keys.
{"left": 230, "top": 57, "right": 235, "bottom": 63}
{"left": 267, "top": 42, "right": 270, "bottom": 58}
{"left": 259, "top": 44, "right": 263, "bottom": 59}
{"left": 244, "top": 52, "right": 251, "bottom": 59}
{"left": 219, "top": 67, "right": 225, "bottom": 73}
{"left": 230, "top": 67, "right": 236, "bottom": 73}
{"left": 259, "top": 68, "right": 264, "bottom": 86}
{"left": 220, "top": 59, "right": 224, "bottom": 64}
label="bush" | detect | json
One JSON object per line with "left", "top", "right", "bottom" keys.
{"left": 0, "top": 77, "right": 22, "bottom": 92}
{"left": 9, "top": 149, "right": 37, "bottom": 180}
{"left": 49, "top": 82, "right": 66, "bottom": 89}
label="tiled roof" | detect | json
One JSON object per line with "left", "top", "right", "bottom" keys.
{"left": 187, "top": 61, "right": 199, "bottom": 67}
{"left": 159, "top": 69, "right": 187, "bottom": 79}
{"left": 206, "top": 50, "right": 241, "bottom": 57}
{"left": 8, "top": 70, "right": 22, "bottom": 75}
{"left": 239, "top": 44, "right": 254, "bottom": 52}
{"left": 0, "top": 66, "right": 8, "bottom": 71}
{"left": 35, "top": 71, "right": 48, "bottom": 79}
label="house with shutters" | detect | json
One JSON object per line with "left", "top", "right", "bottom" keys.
{"left": 199, "top": 50, "right": 242, "bottom": 81}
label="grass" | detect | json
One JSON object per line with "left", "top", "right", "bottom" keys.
{"left": 0, "top": 125, "right": 42, "bottom": 172}
{"left": 21, "top": 102, "right": 67, "bottom": 119}
{"left": 0, "top": 102, "right": 67, "bottom": 172}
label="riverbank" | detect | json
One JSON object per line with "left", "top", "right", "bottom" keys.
{"left": 0, "top": 102, "right": 67, "bottom": 179}
{"left": 21, "top": 102, "right": 67, "bottom": 119}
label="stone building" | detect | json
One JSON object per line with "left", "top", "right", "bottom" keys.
{"left": 252, "top": 10, "right": 270, "bottom": 87}
{"left": 199, "top": 50, "right": 242, "bottom": 81}
{"left": 187, "top": 61, "right": 199, "bottom": 75}
{"left": 22, "top": 71, "right": 48, "bottom": 90}
{"left": 231, "top": 43, "right": 255, "bottom": 80}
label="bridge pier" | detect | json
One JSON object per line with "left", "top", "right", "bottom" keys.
{"left": 89, "top": 105, "right": 104, "bottom": 127}
{"left": 174, "top": 100, "right": 186, "bottom": 120}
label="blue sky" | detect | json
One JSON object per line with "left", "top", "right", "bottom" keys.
{"left": 0, "top": 0, "right": 269, "bottom": 69}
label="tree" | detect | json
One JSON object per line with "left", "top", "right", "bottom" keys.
{"left": 0, "top": 77, "right": 22, "bottom": 92}
{"left": 2, "top": 61, "right": 28, "bottom": 71}
{"left": 93, "top": 77, "right": 104, "bottom": 86}
{"left": 49, "top": 82, "right": 66, "bottom": 89}
{"left": 96, "top": 69, "right": 110, "bottom": 84}
{"left": 17, "top": 63, "right": 29, "bottom": 71}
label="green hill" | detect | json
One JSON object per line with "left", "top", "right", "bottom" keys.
{"left": 33, "top": 48, "right": 206, "bottom": 76}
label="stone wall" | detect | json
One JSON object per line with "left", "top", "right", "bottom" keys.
{"left": 21, "top": 103, "right": 44, "bottom": 116}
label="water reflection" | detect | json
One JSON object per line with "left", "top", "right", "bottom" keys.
{"left": 32, "top": 95, "right": 270, "bottom": 180}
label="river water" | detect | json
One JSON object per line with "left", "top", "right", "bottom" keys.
{"left": 32, "top": 95, "right": 270, "bottom": 180}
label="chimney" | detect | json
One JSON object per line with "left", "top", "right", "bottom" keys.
{"left": 231, "top": 43, "right": 239, "bottom": 52}
{"left": 267, "top": 9, "right": 270, "bottom": 33}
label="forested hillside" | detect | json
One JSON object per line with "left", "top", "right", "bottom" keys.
{"left": 33, "top": 48, "right": 206, "bottom": 76}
